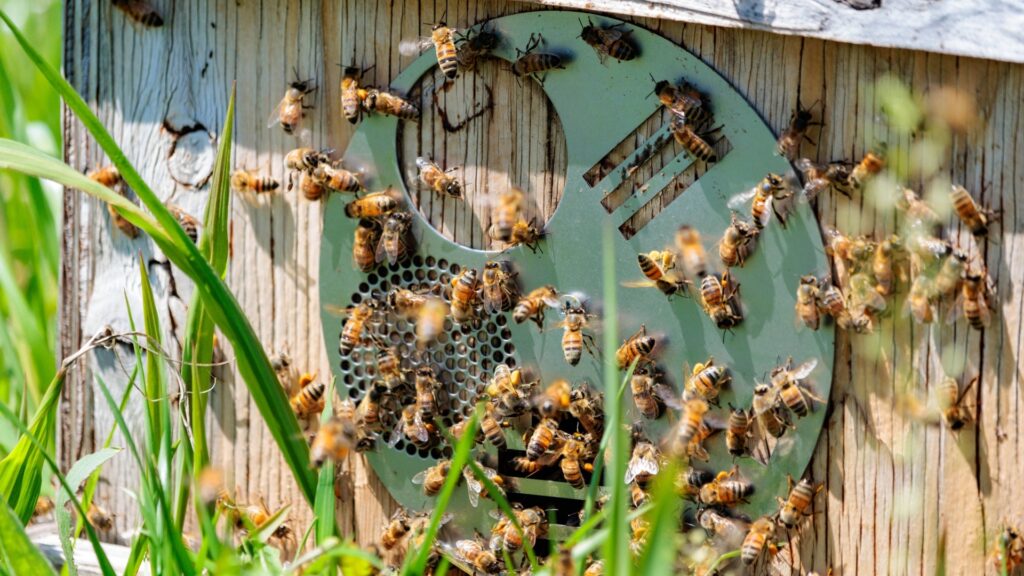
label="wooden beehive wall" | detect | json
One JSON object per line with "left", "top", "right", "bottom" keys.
{"left": 59, "top": 0, "right": 1024, "bottom": 573}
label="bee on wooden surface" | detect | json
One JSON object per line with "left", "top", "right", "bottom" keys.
{"left": 557, "top": 302, "right": 597, "bottom": 367}
{"left": 455, "top": 24, "right": 500, "bottom": 71}
{"left": 905, "top": 274, "right": 935, "bottom": 324}
{"left": 340, "top": 65, "right": 373, "bottom": 124}
{"left": 481, "top": 260, "right": 518, "bottom": 314}
{"left": 415, "top": 157, "right": 463, "bottom": 199}
{"left": 630, "top": 366, "right": 665, "bottom": 419}
{"left": 795, "top": 275, "right": 822, "bottom": 330}
{"left": 449, "top": 267, "right": 480, "bottom": 324}
{"left": 777, "top": 476, "right": 823, "bottom": 529}
{"left": 511, "top": 33, "right": 566, "bottom": 83}
{"left": 700, "top": 272, "right": 743, "bottom": 330}
{"left": 728, "top": 172, "right": 793, "bottom": 229}
{"left": 312, "top": 163, "right": 362, "bottom": 194}
{"left": 284, "top": 147, "right": 330, "bottom": 190}
{"left": 380, "top": 508, "right": 411, "bottom": 550}
{"left": 726, "top": 404, "right": 753, "bottom": 457}
{"left": 463, "top": 462, "right": 509, "bottom": 507}
{"left": 344, "top": 189, "right": 400, "bottom": 219}
{"left": 86, "top": 503, "right": 116, "bottom": 532}
{"left": 337, "top": 300, "right": 378, "bottom": 355}
{"left": 741, "top": 516, "right": 777, "bottom": 565}
{"left": 626, "top": 249, "right": 687, "bottom": 297}
{"left": 299, "top": 174, "right": 327, "bottom": 201}
{"left": 352, "top": 219, "right": 381, "bottom": 272}
{"left": 664, "top": 398, "right": 710, "bottom": 458}
{"left": 415, "top": 297, "right": 449, "bottom": 346}
{"left": 872, "top": 234, "right": 907, "bottom": 296}
{"left": 88, "top": 164, "right": 122, "bottom": 188}
{"left": 990, "top": 525, "right": 1024, "bottom": 573}
{"left": 535, "top": 379, "right": 572, "bottom": 419}
{"left": 513, "top": 285, "right": 559, "bottom": 328}
{"left": 239, "top": 498, "right": 294, "bottom": 545}
{"left": 558, "top": 433, "right": 593, "bottom": 489}
{"left": 699, "top": 466, "right": 754, "bottom": 507}
{"left": 931, "top": 248, "right": 967, "bottom": 300}
{"left": 950, "top": 184, "right": 994, "bottom": 237}
{"left": 718, "top": 213, "right": 760, "bottom": 268}
{"left": 625, "top": 438, "right": 662, "bottom": 486}
{"left": 360, "top": 87, "right": 420, "bottom": 121}
{"left": 570, "top": 384, "right": 605, "bottom": 437}
{"left": 846, "top": 271, "right": 886, "bottom": 323}
{"left": 579, "top": 17, "right": 637, "bottom": 63}
{"left": 698, "top": 508, "right": 751, "bottom": 550}
{"left": 849, "top": 149, "right": 885, "bottom": 192}
{"left": 412, "top": 459, "right": 451, "bottom": 497}
{"left": 752, "top": 382, "right": 789, "bottom": 439}
{"left": 526, "top": 417, "right": 562, "bottom": 461}
{"left": 268, "top": 76, "right": 316, "bottom": 136}
{"left": 413, "top": 365, "right": 442, "bottom": 422}
{"left": 112, "top": 0, "right": 163, "bottom": 27}
{"left": 376, "top": 210, "right": 413, "bottom": 266}
{"left": 816, "top": 280, "right": 852, "bottom": 329}
{"left": 442, "top": 538, "right": 502, "bottom": 574}
{"left": 231, "top": 169, "right": 280, "bottom": 195}
{"left": 795, "top": 158, "right": 852, "bottom": 202}
{"left": 669, "top": 111, "right": 717, "bottom": 162}
{"left": 777, "top": 101, "right": 818, "bottom": 160}
{"left": 896, "top": 186, "right": 941, "bottom": 234}
{"left": 488, "top": 188, "right": 524, "bottom": 243}
{"left": 401, "top": 21, "right": 460, "bottom": 79}
{"left": 939, "top": 376, "right": 975, "bottom": 431}
{"left": 823, "top": 227, "right": 875, "bottom": 272}
{"left": 685, "top": 357, "right": 730, "bottom": 404}
{"left": 616, "top": 325, "right": 657, "bottom": 370}
{"left": 771, "top": 357, "right": 822, "bottom": 418}
{"left": 289, "top": 372, "right": 325, "bottom": 417}
{"left": 165, "top": 203, "right": 199, "bottom": 244}
{"left": 89, "top": 166, "right": 138, "bottom": 239}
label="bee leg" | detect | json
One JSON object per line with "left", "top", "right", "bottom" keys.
{"left": 582, "top": 333, "right": 599, "bottom": 359}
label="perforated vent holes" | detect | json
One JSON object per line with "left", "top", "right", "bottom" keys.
{"left": 337, "top": 255, "right": 517, "bottom": 460}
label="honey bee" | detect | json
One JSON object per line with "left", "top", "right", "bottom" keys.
{"left": 625, "top": 438, "right": 662, "bottom": 486}
{"left": 236, "top": 497, "right": 293, "bottom": 542}
{"left": 795, "top": 158, "right": 852, "bottom": 201}
{"left": 380, "top": 508, "right": 411, "bottom": 550}
{"left": 443, "top": 538, "right": 502, "bottom": 574}
{"left": 337, "top": 301, "right": 377, "bottom": 355}
{"left": 628, "top": 250, "right": 687, "bottom": 297}
{"left": 480, "top": 406, "right": 508, "bottom": 448}
{"left": 957, "top": 266, "right": 995, "bottom": 330}
{"left": 375, "top": 211, "right": 413, "bottom": 266}
{"left": 616, "top": 325, "right": 657, "bottom": 370}
{"left": 570, "top": 385, "right": 605, "bottom": 437}
{"left": 351, "top": 219, "right": 381, "bottom": 272}
{"left": 823, "top": 227, "right": 875, "bottom": 272}
{"left": 268, "top": 76, "right": 316, "bottom": 136}
{"left": 416, "top": 297, "right": 449, "bottom": 346}
{"left": 629, "top": 516, "right": 651, "bottom": 556}
{"left": 678, "top": 467, "right": 715, "bottom": 498}
{"left": 752, "top": 383, "right": 789, "bottom": 438}
{"left": 535, "top": 379, "right": 572, "bottom": 418}
{"left": 847, "top": 270, "right": 886, "bottom": 316}
{"left": 579, "top": 18, "right": 637, "bottom": 62}
{"left": 449, "top": 267, "right": 480, "bottom": 324}
{"left": 771, "top": 357, "right": 822, "bottom": 418}
{"left": 849, "top": 149, "right": 885, "bottom": 191}
{"left": 508, "top": 218, "right": 545, "bottom": 252}
{"left": 387, "top": 287, "right": 429, "bottom": 318}
{"left": 344, "top": 189, "right": 400, "bottom": 219}
{"left": 423, "top": 21, "right": 461, "bottom": 79}
{"left": 32, "top": 495, "right": 54, "bottom": 521}
{"left": 777, "top": 101, "right": 818, "bottom": 160}
{"left": 312, "top": 163, "right": 362, "bottom": 193}
{"left": 904, "top": 274, "right": 934, "bottom": 325}
{"left": 513, "top": 285, "right": 559, "bottom": 328}
{"left": 700, "top": 272, "right": 743, "bottom": 330}
{"left": 357, "top": 382, "right": 386, "bottom": 431}
{"left": 685, "top": 357, "right": 730, "bottom": 404}
{"left": 481, "top": 260, "right": 518, "bottom": 314}
{"left": 727, "top": 173, "right": 792, "bottom": 229}
{"left": 485, "top": 363, "right": 524, "bottom": 397}
{"left": 511, "top": 453, "right": 555, "bottom": 476}
{"left": 872, "top": 234, "right": 906, "bottom": 296}
{"left": 699, "top": 466, "right": 754, "bottom": 507}
{"left": 284, "top": 147, "right": 329, "bottom": 190}
{"left": 584, "top": 560, "right": 605, "bottom": 576}
{"left": 360, "top": 88, "right": 420, "bottom": 121}
{"left": 630, "top": 366, "right": 665, "bottom": 419}
{"left": 726, "top": 404, "right": 753, "bottom": 457}
{"left": 231, "top": 169, "right": 280, "bottom": 195}
{"left": 488, "top": 188, "right": 524, "bottom": 243}
{"left": 340, "top": 65, "right": 372, "bottom": 124}
{"left": 950, "top": 183, "right": 993, "bottom": 237}
{"left": 719, "top": 213, "right": 760, "bottom": 268}
{"left": 526, "top": 417, "right": 561, "bottom": 461}
{"left": 395, "top": 404, "right": 436, "bottom": 450}
{"left": 89, "top": 166, "right": 138, "bottom": 238}
{"left": 897, "top": 186, "right": 941, "bottom": 234}
{"left": 665, "top": 398, "right": 710, "bottom": 458}
{"left": 669, "top": 111, "right": 717, "bottom": 162}
{"left": 506, "top": 506, "right": 547, "bottom": 551}
{"left": 86, "top": 502, "right": 116, "bottom": 532}
{"left": 698, "top": 508, "right": 751, "bottom": 549}
{"left": 629, "top": 481, "right": 650, "bottom": 508}
{"left": 311, "top": 417, "right": 354, "bottom": 467}
{"left": 557, "top": 302, "right": 597, "bottom": 367}
{"left": 413, "top": 365, "right": 442, "bottom": 421}
{"left": 938, "top": 376, "right": 975, "bottom": 431}
{"left": 741, "top": 516, "right": 777, "bottom": 565}
{"left": 816, "top": 281, "right": 852, "bottom": 328}
{"left": 675, "top": 225, "right": 709, "bottom": 279}
{"left": 165, "top": 204, "right": 199, "bottom": 244}
{"left": 650, "top": 77, "right": 709, "bottom": 126}
{"left": 112, "top": 0, "right": 163, "bottom": 27}
{"left": 558, "top": 433, "right": 592, "bottom": 489}
{"left": 289, "top": 372, "right": 325, "bottom": 417}
{"left": 990, "top": 525, "right": 1024, "bottom": 573}
{"left": 511, "top": 34, "right": 565, "bottom": 82}
{"left": 416, "top": 157, "right": 463, "bottom": 199}
{"left": 412, "top": 459, "right": 451, "bottom": 497}
{"left": 777, "top": 477, "right": 822, "bottom": 529}
{"left": 463, "top": 462, "right": 509, "bottom": 508}
{"left": 796, "top": 275, "right": 821, "bottom": 330}
{"left": 455, "top": 24, "right": 499, "bottom": 71}
{"left": 932, "top": 248, "right": 967, "bottom": 299}
{"left": 300, "top": 174, "right": 327, "bottom": 201}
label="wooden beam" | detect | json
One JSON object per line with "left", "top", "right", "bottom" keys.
{"left": 523, "top": 0, "right": 1024, "bottom": 64}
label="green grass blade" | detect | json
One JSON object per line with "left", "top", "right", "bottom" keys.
{"left": 0, "top": 402, "right": 115, "bottom": 576}
{"left": 55, "top": 448, "right": 121, "bottom": 576}
{"left": 636, "top": 461, "right": 680, "bottom": 576}
{"left": 314, "top": 383, "right": 336, "bottom": 546}
{"left": 0, "top": 497, "right": 58, "bottom": 576}
{"left": 286, "top": 537, "right": 385, "bottom": 575}
{"left": 137, "top": 255, "right": 172, "bottom": 467}
{"left": 0, "top": 242, "right": 53, "bottom": 404}
{"left": 0, "top": 364, "right": 65, "bottom": 523}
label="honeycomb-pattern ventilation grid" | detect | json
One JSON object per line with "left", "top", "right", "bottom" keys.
{"left": 336, "top": 254, "right": 518, "bottom": 460}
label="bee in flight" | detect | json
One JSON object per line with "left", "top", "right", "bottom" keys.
{"left": 513, "top": 285, "right": 559, "bottom": 328}
{"left": 267, "top": 73, "right": 316, "bottom": 138}
{"left": 727, "top": 173, "right": 793, "bottom": 229}
{"left": 400, "top": 17, "right": 460, "bottom": 79}
{"left": 488, "top": 188, "right": 523, "bottom": 243}
{"left": 415, "top": 157, "right": 463, "bottom": 199}
{"left": 625, "top": 249, "right": 687, "bottom": 297}
{"left": 579, "top": 17, "right": 638, "bottom": 63}
{"left": 231, "top": 169, "right": 281, "bottom": 196}
{"left": 360, "top": 88, "right": 420, "bottom": 121}
{"left": 511, "top": 33, "right": 566, "bottom": 84}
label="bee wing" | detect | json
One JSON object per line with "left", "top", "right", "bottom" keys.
{"left": 399, "top": 36, "right": 434, "bottom": 56}
{"left": 726, "top": 186, "right": 758, "bottom": 210}
{"left": 624, "top": 457, "right": 660, "bottom": 485}
{"left": 654, "top": 384, "right": 682, "bottom": 410}
{"left": 266, "top": 95, "right": 289, "bottom": 129}
{"left": 322, "top": 304, "right": 352, "bottom": 318}
{"left": 411, "top": 469, "right": 428, "bottom": 485}
{"left": 791, "top": 359, "right": 818, "bottom": 380}
{"left": 465, "top": 480, "right": 482, "bottom": 508}
{"left": 541, "top": 294, "right": 562, "bottom": 309}
{"left": 622, "top": 280, "right": 659, "bottom": 289}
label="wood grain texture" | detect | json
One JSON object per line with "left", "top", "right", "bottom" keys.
{"left": 59, "top": 0, "right": 1024, "bottom": 573}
